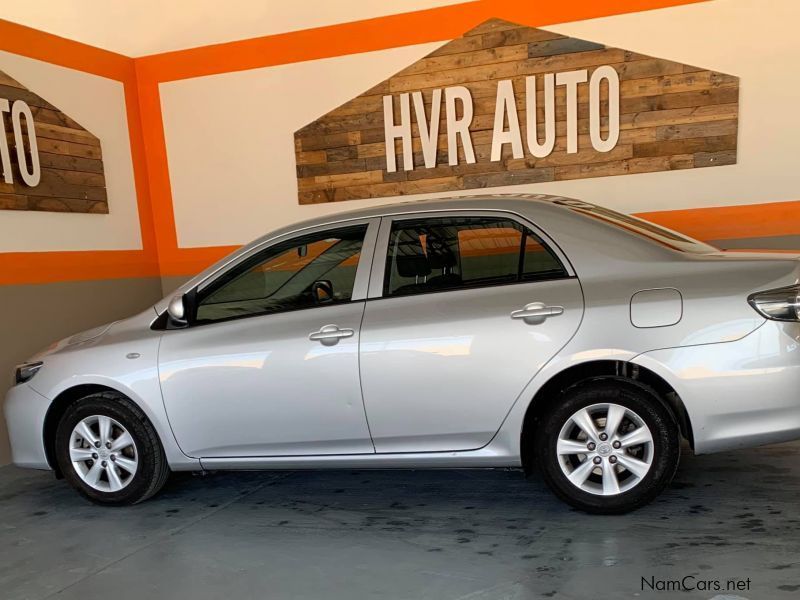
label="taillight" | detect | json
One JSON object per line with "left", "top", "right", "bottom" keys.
{"left": 748, "top": 284, "right": 800, "bottom": 322}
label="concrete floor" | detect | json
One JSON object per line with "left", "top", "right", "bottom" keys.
{"left": 1, "top": 444, "right": 799, "bottom": 600}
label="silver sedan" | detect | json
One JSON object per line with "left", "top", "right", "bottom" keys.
{"left": 5, "top": 195, "right": 800, "bottom": 513}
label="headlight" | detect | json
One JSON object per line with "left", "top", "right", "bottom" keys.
{"left": 14, "top": 361, "right": 43, "bottom": 385}
{"left": 748, "top": 285, "right": 800, "bottom": 322}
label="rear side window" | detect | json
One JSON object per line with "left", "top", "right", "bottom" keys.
{"left": 384, "top": 216, "right": 568, "bottom": 297}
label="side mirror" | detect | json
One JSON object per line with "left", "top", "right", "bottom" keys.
{"left": 167, "top": 294, "right": 188, "bottom": 325}
{"left": 311, "top": 280, "right": 334, "bottom": 305}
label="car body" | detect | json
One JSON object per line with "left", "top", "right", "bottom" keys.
{"left": 5, "top": 194, "right": 800, "bottom": 512}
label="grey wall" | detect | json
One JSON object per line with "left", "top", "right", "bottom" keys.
{"left": 0, "top": 277, "right": 164, "bottom": 466}
{"left": 160, "top": 275, "right": 192, "bottom": 297}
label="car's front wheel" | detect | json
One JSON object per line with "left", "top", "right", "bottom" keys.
{"left": 55, "top": 392, "right": 170, "bottom": 505}
{"left": 535, "top": 379, "right": 680, "bottom": 514}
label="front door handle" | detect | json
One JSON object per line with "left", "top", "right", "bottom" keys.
{"left": 309, "top": 324, "right": 355, "bottom": 345}
{"left": 510, "top": 302, "right": 564, "bottom": 323}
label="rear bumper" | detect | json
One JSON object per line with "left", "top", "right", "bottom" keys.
{"left": 3, "top": 383, "right": 51, "bottom": 469}
{"left": 632, "top": 320, "right": 800, "bottom": 455}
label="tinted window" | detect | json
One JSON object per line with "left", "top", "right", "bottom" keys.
{"left": 196, "top": 225, "right": 367, "bottom": 323}
{"left": 385, "top": 217, "right": 567, "bottom": 297}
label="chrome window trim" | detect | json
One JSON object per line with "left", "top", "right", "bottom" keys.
{"left": 366, "top": 209, "right": 576, "bottom": 300}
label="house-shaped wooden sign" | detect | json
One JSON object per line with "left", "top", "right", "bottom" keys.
{"left": 294, "top": 18, "right": 738, "bottom": 205}
{"left": 0, "top": 69, "right": 107, "bottom": 213}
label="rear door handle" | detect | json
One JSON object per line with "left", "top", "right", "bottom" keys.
{"left": 510, "top": 302, "right": 564, "bottom": 322}
{"left": 309, "top": 324, "right": 355, "bottom": 345}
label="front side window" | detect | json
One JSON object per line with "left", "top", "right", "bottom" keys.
{"left": 195, "top": 225, "right": 367, "bottom": 324}
{"left": 385, "top": 216, "right": 567, "bottom": 297}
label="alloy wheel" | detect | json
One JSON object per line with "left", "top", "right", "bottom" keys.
{"left": 556, "top": 402, "right": 654, "bottom": 496}
{"left": 69, "top": 415, "right": 138, "bottom": 492}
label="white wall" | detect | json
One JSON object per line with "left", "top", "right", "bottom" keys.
{"left": 1, "top": 0, "right": 464, "bottom": 56}
{"left": 160, "top": 0, "right": 800, "bottom": 248}
{"left": 0, "top": 51, "right": 142, "bottom": 252}
{"left": 160, "top": 43, "right": 442, "bottom": 248}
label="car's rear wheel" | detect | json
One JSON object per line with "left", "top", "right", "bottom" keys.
{"left": 535, "top": 379, "right": 680, "bottom": 514}
{"left": 55, "top": 392, "right": 170, "bottom": 505}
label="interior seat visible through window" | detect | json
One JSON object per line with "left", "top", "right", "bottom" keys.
{"left": 385, "top": 216, "right": 568, "bottom": 298}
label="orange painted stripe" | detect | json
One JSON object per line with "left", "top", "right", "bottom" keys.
{"left": 0, "top": 19, "right": 131, "bottom": 81}
{"left": 134, "top": 67, "right": 177, "bottom": 273}
{"left": 136, "top": 1, "right": 487, "bottom": 82}
{"left": 123, "top": 73, "right": 159, "bottom": 267}
{"left": 136, "top": 0, "right": 707, "bottom": 82}
{"left": 638, "top": 200, "right": 800, "bottom": 241}
{"left": 0, "top": 251, "right": 157, "bottom": 286}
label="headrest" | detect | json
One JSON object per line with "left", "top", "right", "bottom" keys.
{"left": 396, "top": 254, "right": 431, "bottom": 277}
{"left": 426, "top": 234, "right": 457, "bottom": 269}
{"left": 394, "top": 230, "right": 431, "bottom": 277}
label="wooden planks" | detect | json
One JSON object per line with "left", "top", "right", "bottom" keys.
{"left": 0, "top": 69, "right": 107, "bottom": 214}
{"left": 294, "top": 18, "right": 739, "bottom": 205}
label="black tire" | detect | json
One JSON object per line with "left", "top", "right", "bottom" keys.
{"left": 535, "top": 378, "right": 680, "bottom": 514}
{"left": 55, "top": 392, "right": 170, "bottom": 505}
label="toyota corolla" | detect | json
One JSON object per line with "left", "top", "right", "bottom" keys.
{"left": 5, "top": 195, "right": 800, "bottom": 513}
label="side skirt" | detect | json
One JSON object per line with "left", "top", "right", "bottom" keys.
{"left": 200, "top": 448, "right": 522, "bottom": 471}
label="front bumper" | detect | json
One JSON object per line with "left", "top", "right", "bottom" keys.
{"left": 633, "top": 320, "right": 800, "bottom": 455}
{"left": 3, "top": 383, "right": 51, "bottom": 469}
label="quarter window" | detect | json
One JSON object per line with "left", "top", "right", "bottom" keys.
{"left": 195, "top": 225, "right": 367, "bottom": 324}
{"left": 384, "top": 216, "right": 567, "bottom": 297}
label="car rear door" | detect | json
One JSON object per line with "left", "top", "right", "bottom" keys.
{"left": 359, "top": 211, "right": 584, "bottom": 453}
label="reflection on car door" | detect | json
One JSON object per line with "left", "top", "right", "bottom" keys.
{"left": 359, "top": 212, "right": 584, "bottom": 453}
{"left": 158, "top": 219, "right": 379, "bottom": 458}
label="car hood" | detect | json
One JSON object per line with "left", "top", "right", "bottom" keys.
{"left": 30, "top": 320, "right": 118, "bottom": 361}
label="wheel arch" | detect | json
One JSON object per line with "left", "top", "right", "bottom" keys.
{"left": 44, "top": 384, "right": 146, "bottom": 476}
{"left": 519, "top": 359, "right": 692, "bottom": 473}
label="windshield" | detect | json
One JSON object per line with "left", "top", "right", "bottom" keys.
{"left": 552, "top": 198, "right": 717, "bottom": 254}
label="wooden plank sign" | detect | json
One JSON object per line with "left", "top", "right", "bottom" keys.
{"left": 0, "top": 69, "right": 107, "bottom": 213}
{"left": 294, "top": 18, "right": 739, "bottom": 205}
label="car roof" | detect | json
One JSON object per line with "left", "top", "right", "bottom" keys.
{"left": 278, "top": 193, "right": 574, "bottom": 232}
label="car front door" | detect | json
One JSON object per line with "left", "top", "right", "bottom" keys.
{"left": 158, "top": 219, "right": 379, "bottom": 458}
{"left": 359, "top": 211, "right": 584, "bottom": 453}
